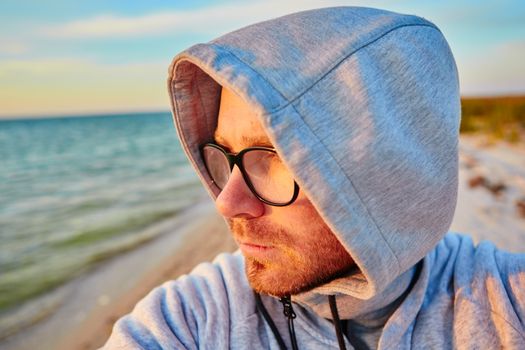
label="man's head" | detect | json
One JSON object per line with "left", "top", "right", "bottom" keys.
{"left": 210, "top": 87, "right": 354, "bottom": 297}
{"left": 170, "top": 7, "right": 459, "bottom": 298}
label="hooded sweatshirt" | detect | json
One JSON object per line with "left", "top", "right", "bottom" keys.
{"left": 103, "top": 7, "right": 525, "bottom": 349}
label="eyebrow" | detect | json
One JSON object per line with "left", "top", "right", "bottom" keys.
{"left": 214, "top": 133, "right": 274, "bottom": 149}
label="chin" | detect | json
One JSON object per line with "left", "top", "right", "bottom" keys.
{"left": 245, "top": 257, "right": 349, "bottom": 297}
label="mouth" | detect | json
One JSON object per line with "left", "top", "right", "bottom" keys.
{"left": 238, "top": 241, "right": 275, "bottom": 259}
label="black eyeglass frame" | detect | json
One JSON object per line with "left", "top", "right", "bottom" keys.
{"left": 200, "top": 143, "right": 300, "bottom": 207}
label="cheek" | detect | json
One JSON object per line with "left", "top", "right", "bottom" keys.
{"left": 269, "top": 198, "right": 339, "bottom": 257}
{"left": 268, "top": 196, "right": 325, "bottom": 230}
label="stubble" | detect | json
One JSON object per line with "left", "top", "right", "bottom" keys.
{"left": 229, "top": 218, "right": 354, "bottom": 297}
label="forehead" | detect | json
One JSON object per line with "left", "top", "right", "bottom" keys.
{"left": 214, "top": 87, "right": 272, "bottom": 151}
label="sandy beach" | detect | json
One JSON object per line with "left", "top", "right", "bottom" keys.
{"left": 1, "top": 135, "right": 524, "bottom": 350}
{"left": 453, "top": 135, "right": 525, "bottom": 251}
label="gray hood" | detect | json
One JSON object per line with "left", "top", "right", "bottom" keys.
{"left": 168, "top": 6, "right": 460, "bottom": 303}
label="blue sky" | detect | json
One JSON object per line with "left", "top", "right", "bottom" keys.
{"left": 1, "top": 0, "right": 524, "bottom": 118}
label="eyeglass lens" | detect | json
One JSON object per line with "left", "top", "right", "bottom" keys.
{"left": 203, "top": 146, "right": 231, "bottom": 189}
{"left": 202, "top": 145, "right": 295, "bottom": 204}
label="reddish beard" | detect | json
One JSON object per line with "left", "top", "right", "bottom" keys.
{"left": 229, "top": 218, "right": 354, "bottom": 297}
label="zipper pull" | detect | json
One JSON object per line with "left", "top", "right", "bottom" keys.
{"left": 280, "top": 295, "right": 299, "bottom": 350}
{"left": 280, "top": 295, "right": 296, "bottom": 319}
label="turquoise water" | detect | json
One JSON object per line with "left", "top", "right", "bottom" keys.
{"left": 0, "top": 113, "right": 203, "bottom": 312}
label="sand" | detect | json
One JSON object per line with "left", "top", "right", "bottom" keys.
{"left": 1, "top": 135, "right": 524, "bottom": 350}
{"left": 59, "top": 202, "right": 237, "bottom": 350}
{"left": 451, "top": 135, "right": 525, "bottom": 252}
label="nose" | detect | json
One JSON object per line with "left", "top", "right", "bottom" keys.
{"left": 215, "top": 166, "right": 265, "bottom": 219}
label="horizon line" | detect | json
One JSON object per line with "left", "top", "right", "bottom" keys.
{"left": 1, "top": 92, "right": 524, "bottom": 121}
{"left": 0, "top": 109, "right": 172, "bottom": 122}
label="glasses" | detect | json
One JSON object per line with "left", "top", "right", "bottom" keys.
{"left": 201, "top": 143, "right": 299, "bottom": 206}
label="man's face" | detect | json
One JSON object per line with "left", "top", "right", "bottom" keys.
{"left": 213, "top": 87, "right": 354, "bottom": 297}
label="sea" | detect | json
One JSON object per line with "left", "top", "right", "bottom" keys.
{"left": 0, "top": 112, "right": 204, "bottom": 317}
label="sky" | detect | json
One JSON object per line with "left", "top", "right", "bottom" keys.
{"left": 0, "top": 0, "right": 524, "bottom": 119}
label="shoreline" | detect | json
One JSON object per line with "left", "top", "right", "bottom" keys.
{"left": 0, "top": 200, "right": 236, "bottom": 350}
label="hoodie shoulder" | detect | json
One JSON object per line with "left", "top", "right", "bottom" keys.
{"left": 472, "top": 239, "right": 525, "bottom": 328}
{"left": 420, "top": 234, "right": 525, "bottom": 347}
{"left": 101, "top": 252, "right": 255, "bottom": 349}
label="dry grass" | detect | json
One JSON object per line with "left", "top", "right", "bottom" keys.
{"left": 460, "top": 95, "right": 525, "bottom": 144}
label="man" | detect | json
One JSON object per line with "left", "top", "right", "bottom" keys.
{"left": 104, "top": 7, "right": 525, "bottom": 349}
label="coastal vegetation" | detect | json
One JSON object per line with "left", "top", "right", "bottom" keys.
{"left": 460, "top": 95, "right": 525, "bottom": 144}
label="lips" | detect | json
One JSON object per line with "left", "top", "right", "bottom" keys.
{"left": 240, "top": 241, "right": 270, "bottom": 249}
{"left": 238, "top": 241, "right": 276, "bottom": 259}
{"left": 231, "top": 220, "right": 283, "bottom": 259}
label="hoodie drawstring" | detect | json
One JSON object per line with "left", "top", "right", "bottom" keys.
{"left": 254, "top": 292, "right": 287, "bottom": 350}
{"left": 328, "top": 295, "right": 348, "bottom": 350}
{"left": 254, "top": 292, "right": 348, "bottom": 350}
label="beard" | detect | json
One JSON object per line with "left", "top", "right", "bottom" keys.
{"left": 229, "top": 217, "right": 354, "bottom": 297}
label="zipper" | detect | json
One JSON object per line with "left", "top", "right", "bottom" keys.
{"left": 280, "top": 295, "right": 299, "bottom": 350}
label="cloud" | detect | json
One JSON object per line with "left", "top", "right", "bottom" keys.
{"left": 0, "top": 38, "right": 30, "bottom": 55}
{"left": 40, "top": 0, "right": 370, "bottom": 39}
{"left": 0, "top": 58, "right": 157, "bottom": 77}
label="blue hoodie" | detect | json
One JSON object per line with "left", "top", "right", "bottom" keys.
{"left": 103, "top": 7, "right": 525, "bottom": 349}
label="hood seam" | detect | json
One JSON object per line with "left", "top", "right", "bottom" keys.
{"left": 269, "top": 23, "right": 439, "bottom": 114}
{"left": 203, "top": 23, "right": 439, "bottom": 117}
